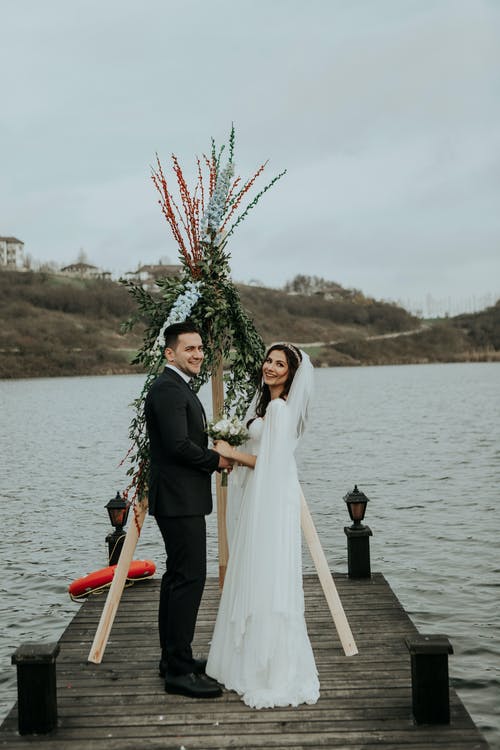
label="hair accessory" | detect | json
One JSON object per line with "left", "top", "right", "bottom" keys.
{"left": 267, "top": 341, "right": 302, "bottom": 363}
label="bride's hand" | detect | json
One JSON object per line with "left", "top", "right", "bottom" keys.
{"left": 213, "top": 440, "right": 235, "bottom": 460}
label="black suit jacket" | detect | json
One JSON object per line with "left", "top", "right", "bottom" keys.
{"left": 145, "top": 367, "right": 219, "bottom": 517}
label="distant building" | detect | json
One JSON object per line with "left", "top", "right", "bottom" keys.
{"left": 313, "top": 287, "right": 356, "bottom": 301}
{"left": 124, "top": 263, "right": 182, "bottom": 291}
{"left": 60, "top": 262, "right": 111, "bottom": 280}
{"left": 0, "top": 236, "right": 24, "bottom": 268}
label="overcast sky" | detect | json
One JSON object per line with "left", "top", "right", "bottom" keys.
{"left": 1, "top": 0, "right": 499, "bottom": 313}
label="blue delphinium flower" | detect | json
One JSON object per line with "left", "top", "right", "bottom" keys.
{"left": 200, "top": 160, "right": 234, "bottom": 243}
{"left": 151, "top": 281, "right": 202, "bottom": 357}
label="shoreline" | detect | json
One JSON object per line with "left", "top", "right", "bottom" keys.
{"left": 1, "top": 353, "right": 499, "bottom": 381}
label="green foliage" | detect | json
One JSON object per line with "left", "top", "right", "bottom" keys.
{"left": 119, "top": 262, "right": 265, "bottom": 500}
{"left": 224, "top": 168, "right": 287, "bottom": 242}
{"left": 121, "top": 127, "right": 284, "bottom": 499}
{"left": 1, "top": 270, "right": 497, "bottom": 382}
{"left": 452, "top": 301, "right": 500, "bottom": 350}
{"left": 283, "top": 274, "right": 347, "bottom": 296}
{"left": 120, "top": 254, "right": 265, "bottom": 413}
{"left": 0, "top": 270, "right": 136, "bottom": 318}
{"left": 333, "top": 323, "right": 473, "bottom": 365}
{"left": 0, "top": 270, "right": 143, "bottom": 379}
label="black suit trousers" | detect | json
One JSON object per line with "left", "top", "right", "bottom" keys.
{"left": 155, "top": 514, "right": 207, "bottom": 675}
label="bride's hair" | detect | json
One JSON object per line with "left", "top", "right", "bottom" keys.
{"left": 253, "top": 343, "right": 302, "bottom": 420}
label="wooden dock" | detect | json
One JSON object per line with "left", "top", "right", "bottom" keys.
{"left": 0, "top": 572, "right": 489, "bottom": 749}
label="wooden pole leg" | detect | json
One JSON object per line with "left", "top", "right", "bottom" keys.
{"left": 215, "top": 472, "right": 229, "bottom": 587}
{"left": 211, "top": 359, "right": 228, "bottom": 587}
{"left": 300, "top": 491, "right": 358, "bottom": 657}
{"left": 88, "top": 498, "right": 148, "bottom": 664}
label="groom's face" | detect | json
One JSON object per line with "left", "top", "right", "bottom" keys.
{"left": 165, "top": 332, "right": 204, "bottom": 377}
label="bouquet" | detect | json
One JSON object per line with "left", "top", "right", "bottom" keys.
{"left": 207, "top": 416, "right": 249, "bottom": 486}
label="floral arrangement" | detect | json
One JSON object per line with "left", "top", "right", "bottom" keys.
{"left": 121, "top": 125, "right": 283, "bottom": 501}
{"left": 206, "top": 416, "right": 249, "bottom": 486}
{"left": 207, "top": 416, "right": 249, "bottom": 444}
{"left": 149, "top": 281, "right": 202, "bottom": 358}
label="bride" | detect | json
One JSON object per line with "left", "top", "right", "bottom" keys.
{"left": 206, "top": 342, "right": 320, "bottom": 709}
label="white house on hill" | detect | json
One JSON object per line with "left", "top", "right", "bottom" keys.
{"left": 124, "top": 263, "right": 182, "bottom": 291}
{"left": 60, "top": 263, "right": 111, "bottom": 280}
{"left": 0, "top": 236, "right": 24, "bottom": 268}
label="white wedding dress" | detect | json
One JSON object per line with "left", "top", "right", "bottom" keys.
{"left": 206, "top": 353, "right": 320, "bottom": 709}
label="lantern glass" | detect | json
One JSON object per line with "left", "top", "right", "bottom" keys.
{"left": 349, "top": 501, "right": 366, "bottom": 523}
{"left": 105, "top": 492, "right": 129, "bottom": 531}
{"left": 343, "top": 485, "right": 369, "bottom": 529}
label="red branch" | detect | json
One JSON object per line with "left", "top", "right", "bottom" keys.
{"left": 151, "top": 156, "right": 191, "bottom": 269}
{"left": 152, "top": 154, "right": 202, "bottom": 276}
{"left": 172, "top": 155, "right": 200, "bottom": 262}
{"left": 133, "top": 500, "right": 142, "bottom": 537}
{"left": 220, "top": 162, "right": 268, "bottom": 233}
{"left": 152, "top": 146, "right": 269, "bottom": 271}
{"left": 204, "top": 154, "right": 217, "bottom": 197}
{"left": 196, "top": 157, "right": 206, "bottom": 214}
{"left": 225, "top": 175, "right": 241, "bottom": 210}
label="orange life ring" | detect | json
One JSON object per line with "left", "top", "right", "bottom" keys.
{"left": 68, "top": 559, "right": 156, "bottom": 599}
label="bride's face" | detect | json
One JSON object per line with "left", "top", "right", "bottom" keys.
{"left": 262, "top": 349, "right": 289, "bottom": 390}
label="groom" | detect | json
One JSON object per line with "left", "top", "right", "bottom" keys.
{"left": 145, "top": 321, "right": 232, "bottom": 698}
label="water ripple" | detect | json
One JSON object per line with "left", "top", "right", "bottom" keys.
{"left": 1, "top": 363, "right": 499, "bottom": 747}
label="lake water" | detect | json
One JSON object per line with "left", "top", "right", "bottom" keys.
{"left": 0, "top": 363, "right": 499, "bottom": 747}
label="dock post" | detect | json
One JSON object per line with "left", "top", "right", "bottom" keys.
{"left": 343, "top": 485, "right": 372, "bottom": 578}
{"left": 405, "top": 634, "right": 453, "bottom": 724}
{"left": 11, "top": 642, "right": 60, "bottom": 734}
{"left": 344, "top": 524, "right": 372, "bottom": 578}
{"left": 106, "top": 528, "right": 127, "bottom": 565}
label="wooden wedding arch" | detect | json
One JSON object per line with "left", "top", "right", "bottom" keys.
{"left": 88, "top": 128, "right": 357, "bottom": 663}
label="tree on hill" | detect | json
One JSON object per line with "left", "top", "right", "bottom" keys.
{"left": 452, "top": 300, "right": 500, "bottom": 350}
{"left": 77, "top": 248, "right": 89, "bottom": 264}
{"left": 283, "top": 274, "right": 357, "bottom": 297}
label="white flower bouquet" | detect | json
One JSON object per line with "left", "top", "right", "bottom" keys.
{"left": 207, "top": 416, "right": 249, "bottom": 485}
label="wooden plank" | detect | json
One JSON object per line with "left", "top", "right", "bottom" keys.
{"left": 0, "top": 573, "right": 489, "bottom": 750}
{"left": 87, "top": 497, "right": 148, "bottom": 664}
{"left": 300, "top": 493, "right": 357, "bottom": 656}
{"left": 211, "top": 358, "right": 228, "bottom": 587}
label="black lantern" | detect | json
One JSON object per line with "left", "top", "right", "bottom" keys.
{"left": 105, "top": 492, "right": 129, "bottom": 565}
{"left": 105, "top": 491, "right": 129, "bottom": 532}
{"left": 343, "top": 485, "right": 369, "bottom": 530}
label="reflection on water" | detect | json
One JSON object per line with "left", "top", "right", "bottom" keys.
{"left": 0, "top": 363, "right": 499, "bottom": 746}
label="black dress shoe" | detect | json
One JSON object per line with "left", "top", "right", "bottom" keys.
{"left": 159, "top": 657, "right": 207, "bottom": 677}
{"left": 164, "top": 672, "right": 222, "bottom": 699}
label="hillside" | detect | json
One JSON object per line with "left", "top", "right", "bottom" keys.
{"left": 0, "top": 270, "right": 498, "bottom": 379}
{"left": 0, "top": 270, "right": 144, "bottom": 378}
